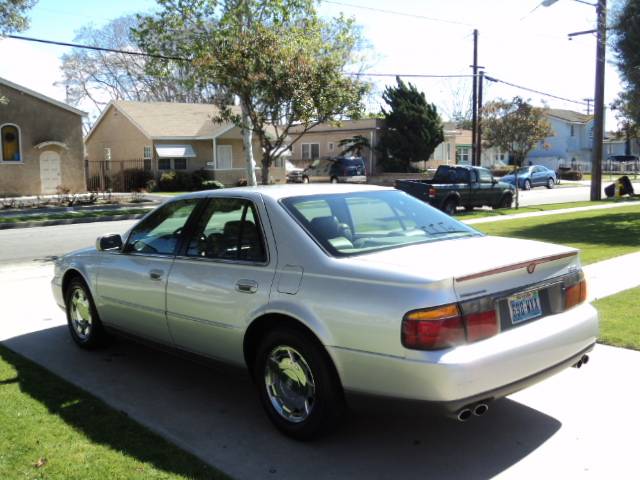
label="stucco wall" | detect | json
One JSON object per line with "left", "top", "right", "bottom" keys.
{"left": 0, "top": 84, "right": 85, "bottom": 195}
{"left": 86, "top": 105, "right": 152, "bottom": 162}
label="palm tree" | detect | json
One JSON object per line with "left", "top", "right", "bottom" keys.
{"left": 338, "top": 135, "right": 371, "bottom": 157}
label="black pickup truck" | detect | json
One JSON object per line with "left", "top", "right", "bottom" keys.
{"left": 395, "top": 165, "right": 515, "bottom": 215}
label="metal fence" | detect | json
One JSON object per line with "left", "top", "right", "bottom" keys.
{"left": 86, "top": 159, "right": 152, "bottom": 192}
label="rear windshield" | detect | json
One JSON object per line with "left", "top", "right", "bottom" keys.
{"left": 281, "top": 190, "right": 481, "bottom": 257}
{"left": 339, "top": 158, "right": 365, "bottom": 167}
{"left": 432, "top": 166, "right": 471, "bottom": 183}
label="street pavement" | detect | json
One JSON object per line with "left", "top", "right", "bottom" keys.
{"left": 1, "top": 245, "right": 639, "bottom": 478}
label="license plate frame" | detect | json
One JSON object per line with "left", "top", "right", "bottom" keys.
{"left": 508, "top": 290, "right": 542, "bottom": 325}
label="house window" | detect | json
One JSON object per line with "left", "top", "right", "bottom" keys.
{"left": 570, "top": 125, "right": 575, "bottom": 137}
{"left": 158, "top": 158, "right": 171, "bottom": 170}
{"left": 143, "top": 146, "right": 152, "bottom": 159}
{"left": 328, "top": 142, "right": 334, "bottom": 152}
{"left": 174, "top": 158, "right": 187, "bottom": 170}
{"left": 456, "top": 146, "right": 471, "bottom": 164}
{"left": 1, "top": 124, "right": 21, "bottom": 162}
{"left": 104, "top": 147, "right": 111, "bottom": 161}
{"left": 302, "top": 143, "right": 320, "bottom": 160}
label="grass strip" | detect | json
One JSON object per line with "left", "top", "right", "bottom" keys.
{"left": 472, "top": 204, "right": 640, "bottom": 265}
{"left": 594, "top": 286, "right": 640, "bottom": 351}
{"left": 0, "top": 208, "right": 150, "bottom": 224}
{"left": 0, "top": 344, "right": 228, "bottom": 480}
{"left": 456, "top": 198, "right": 639, "bottom": 220}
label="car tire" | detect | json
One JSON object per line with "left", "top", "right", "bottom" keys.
{"left": 464, "top": 205, "right": 474, "bottom": 212}
{"left": 443, "top": 198, "right": 458, "bottom": 216}
{"left": 254, "top": 327, "right": 345, "bottom": 441}
{"left": 546, "top": 177, "right": 555, "bottom": 189}
{"left": 330, "top": 177, "right": 339, "bottom": 184}
{"left": 65, "top": 277, "right": 108, "bottom": 350}
{"left": 495, "top": 193, "right": 513, "bottom": 209}
{"left": 302, "top": 176, "right": 309, "bottom": 184}
{"left": 523, "top": 179, "right": 532, "bottom": 190}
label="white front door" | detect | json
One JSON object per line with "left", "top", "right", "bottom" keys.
{"left": 40, "top": 150, "right": 62, "bottom": 194}
{"left": 216, "top": 145, "right": 233, "bottom": 169}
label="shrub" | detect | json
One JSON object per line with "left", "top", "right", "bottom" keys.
{"left": 559, "top": 170, "right": 582, "bottom": 180}
{"left": 237, "top": 178, "right": 248, "bottom": 187}
{"left": 122, "top": 168, "right": 154, "bottom": 191}
{"left": 200, "top": 180, "right": 225, "bottom": 190}
{"left": 491, "top": 167, "right": 513, "bottom": 177}
{"left": 158, "top": 171, "right": 194, "bottom": 191}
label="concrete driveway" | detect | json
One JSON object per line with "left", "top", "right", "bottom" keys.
{"left": 1, "top": 263, "right": 639, "bottom": 479}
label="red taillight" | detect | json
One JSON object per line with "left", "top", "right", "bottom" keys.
{"left": 401, "top": 304, "right": 465, "bottom": 350}
{"left": 464, "top": 310, "right": 499, "bottom": 343}
{"left": 565, "top": 279, "right": 587, "bottom": 310}
{"left": 428, "top": 187, "right": 437, "bottom": 198}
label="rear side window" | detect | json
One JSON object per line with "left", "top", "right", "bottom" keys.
{"left": 185, "top": 198, "right": 266, "bottom": 263}
{"left": 433, "top": 167, "right": 470, "bottom": 183}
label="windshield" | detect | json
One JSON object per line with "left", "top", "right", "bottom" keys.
{"left": 282, "top": 190, "right": 481, "bottom": 257}
{"left": 432, "top": 166, "right": 471, "bottom": 183}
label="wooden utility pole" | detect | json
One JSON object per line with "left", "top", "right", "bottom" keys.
{"left": 471, "top": 29, "right": 478, "bottom": 166}
{"left": 590, "top": 0, "right": 606, "bottom": 201}
{"left": 476, "top": 70, "right": 485, "bottom": 166}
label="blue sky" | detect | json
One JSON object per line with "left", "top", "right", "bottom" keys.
{"left": 0, "top": 0, "right": 623, "bottom": 128}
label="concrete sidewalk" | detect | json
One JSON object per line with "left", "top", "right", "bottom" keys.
{"left": 584, "top": 250, "right": 640, "bottom": 301}
{"left": 463, "top": 200, "right": 640, "bottom": 225}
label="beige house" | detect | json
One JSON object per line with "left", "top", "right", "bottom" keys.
{"left": 85, "top": 101, "right": 285, "bottom": 186}
{"left": 0, "top": 77, "right": 86, "bottom": 196}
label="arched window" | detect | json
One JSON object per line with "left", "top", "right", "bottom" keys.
{"left": 1, "top": 124, "right": 21, "bottom": 162}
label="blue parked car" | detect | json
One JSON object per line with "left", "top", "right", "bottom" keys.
{"left": 500, "top": 165, "right": 557, "bottom": 190}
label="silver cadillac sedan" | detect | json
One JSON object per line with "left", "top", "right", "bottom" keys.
{"left": 52, "top": 184, "right": 598, "bottom": 439}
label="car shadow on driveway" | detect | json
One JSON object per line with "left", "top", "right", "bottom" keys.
{"left": 2, "top": 326, "right": 561, "bottom": 480}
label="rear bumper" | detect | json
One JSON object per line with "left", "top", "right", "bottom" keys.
{"left": 329, "top": 302, "right": 598, "bottom": 405}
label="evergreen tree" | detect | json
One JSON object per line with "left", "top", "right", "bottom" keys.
{"left": 377, "top": 77, "right": 444, "bottom": 172}
{"left": 612, "top": 1, "right": 640, "bottom": 134}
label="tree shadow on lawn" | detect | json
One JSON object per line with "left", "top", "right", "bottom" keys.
{"left": 484, "top": 211, "right": 640, "bottom": 248}
{"left": 2, "top": 326, "right": 563, "bottom": 480}
{"left": 0, "top": 343, "right": 226, "bottom": 480}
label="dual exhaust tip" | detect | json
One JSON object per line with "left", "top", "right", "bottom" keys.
{"left": 573, "top": 354, "right": 590, "bottom": 369}
{"left": 456, "top": 402, "right": 489, "bottom": 422}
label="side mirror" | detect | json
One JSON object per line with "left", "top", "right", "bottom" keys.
{"left": 96, "top": 234, "right": 123, "bottom": 252}
{"left": 492, "top": 178, "right": 497, "bottom": 184}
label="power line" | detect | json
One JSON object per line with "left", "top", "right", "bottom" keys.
{"left": 6, "top": 34, "right": 188, "bottom": 62}
{"left": 323, "top": 0, "right": 473, "bottom": 27}
{"left": 6, "top": 34, "right": 589, "bottom": 106}
{"left": 485, "top": 75, "right": 588, "bottom": 105}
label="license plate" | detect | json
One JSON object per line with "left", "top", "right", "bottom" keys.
{"left": 508, "top": 290, "right": 542, "bottom": 324}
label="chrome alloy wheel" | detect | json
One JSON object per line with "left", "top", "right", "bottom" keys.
{"left": 264, "top": 346, "right": 316, "bottom": 423}
{"left": 69, "top": 287, "right": 92, "bottom": 340}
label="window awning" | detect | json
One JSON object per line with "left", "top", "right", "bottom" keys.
{"left": 155, "top": 144, "right": 196, "bottom": 158}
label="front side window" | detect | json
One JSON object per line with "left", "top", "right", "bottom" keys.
{"left": 283, "top": 191, "right": 480, "bottom": 257}
{"left": 478, "top": 169, "right": 493, "bottom": 183}
{"left": 186, "top": 198, "right": 266, "bottom": 262}
{"left": 125, "top": 199, "right": 199, "bottom": 255}
{"left": 1, "top": 124, "right": 21, "bottom": 162}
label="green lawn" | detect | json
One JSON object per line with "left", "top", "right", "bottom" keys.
{"left": 472, "top": 204, "right": 640, "bottom": 265}
{"left": 0, "top": 345, "right": 227, "bottom": 480}
{"left": 0, "top": 208, "right": 150, "bottom": 224}
{"left": 594, "top": 286, "right": 640, "bottom": 351}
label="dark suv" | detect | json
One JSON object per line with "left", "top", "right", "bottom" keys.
{"left": 302, "top": 156, "right": 367, "bottom": 184}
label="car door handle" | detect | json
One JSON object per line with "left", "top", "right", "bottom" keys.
{"left": 149, "top": 269, "right": 164, "bottom": 281}
{"left": 235, "top": 280, "right": 258, "bottom": 294}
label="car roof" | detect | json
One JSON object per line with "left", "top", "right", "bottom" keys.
{"left": 172, "top": 183, "right": 392, "bottom": 202}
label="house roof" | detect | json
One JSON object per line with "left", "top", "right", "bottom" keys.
{"left": 0, "top": 76, "right": 87, "bottom": 116}
{"left": 545, "top": 109, "right": 593, "bottom": 124}
{"left": 86, "top": 100, "right": 240, "bottom": 141}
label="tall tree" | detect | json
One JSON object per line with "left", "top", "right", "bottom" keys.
{"left": 339, "top": 134, "right": 370, "bottom": 157}
{"left": 59, "top": 14, "right": 216, "bottom": 113}
{"left": 1, "top": 0, "right": 38, "bottom": 104}
{"left": 0, "top": 0, "right": 36, "bottom": 35}
{"left": 482, "top": 96, "right": 552, "bottom": 208}
{"left": 612, "top": 1, "right": 640, "bottom": 136}
{"left": 136, "top": 0, "right": 368, "bottom": 185}
{"left": 377, "top": 77, "right": 444, "bottom": 172}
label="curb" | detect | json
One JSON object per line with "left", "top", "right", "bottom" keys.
{"left": 0, "top": 213, "right": 146, "bottom": 230}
